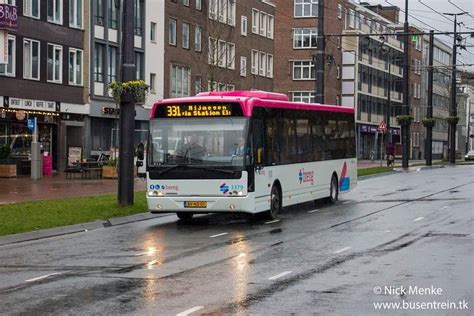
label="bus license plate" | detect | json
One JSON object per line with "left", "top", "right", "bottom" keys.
{"left": 184, "top": 201, "right": 207, "bottom": 208}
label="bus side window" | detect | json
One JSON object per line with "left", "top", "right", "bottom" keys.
{"left": 252, "top": 119, "right": 264, "bottom": 165}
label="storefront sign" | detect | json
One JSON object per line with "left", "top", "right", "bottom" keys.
{"left": 5, "top": 97, "right": 57, "bottom": 112}
{"left": 0, "top": 4, "right": 18, "bottom": 32}
{"left": 361, "top": 124, "right": 400, "bottom": 135}
{"left": 103, "top": 107, "right": 120, "bottom": 115}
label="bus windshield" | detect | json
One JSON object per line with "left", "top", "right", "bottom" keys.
{"left": 149, "top": 117, "right": 249, "bottom": 169}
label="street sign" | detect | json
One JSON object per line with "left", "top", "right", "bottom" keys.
{"left": 411, "top": 34, "right": 418, "bottom": 42}
{"left": 27, "top": 117, "right": 36, "bottom": 131}
{"left": 377, "top": 121, "right": 387, "bottom": 132}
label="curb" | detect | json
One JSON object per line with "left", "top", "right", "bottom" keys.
{"left": 0, "top": 212, "right": 170, "bottom": 247}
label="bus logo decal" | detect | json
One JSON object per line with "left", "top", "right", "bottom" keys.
{"left": 220, "top": 183, "right": 229, "bottom": 194}
{"left": 339, "top": 162, "right": 350, "bottom": 191}
{"left": 150, "top": 184, "right": 160, "bottom": 190}
{"left": 299, "top": 169, "right": 314, "bottom": 185}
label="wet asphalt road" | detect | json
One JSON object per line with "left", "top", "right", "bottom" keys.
{"left": 0, "top": 166, "right": 473, "bottom": 315}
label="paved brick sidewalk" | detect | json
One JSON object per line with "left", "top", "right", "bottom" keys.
{"left": 0, "top": 173, "right": 147, "bottom": 204}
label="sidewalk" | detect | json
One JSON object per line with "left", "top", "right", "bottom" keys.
{"left": 356, "top": 159, "right": 435, "bottom": 169}
{"left": 0, "top": 172, "right": 147, "bottom": 204}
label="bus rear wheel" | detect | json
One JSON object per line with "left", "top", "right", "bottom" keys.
{"left": 266, "top": 185, "right": 282, "bottom": 220}
{"left": 176, "top": 212, "right": 194, "bottom": 221}
{"left": 328, "top": 175, "right": 339, "bottom": 204}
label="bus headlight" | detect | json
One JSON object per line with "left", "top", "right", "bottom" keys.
{"left": 155, "top": 204, "right": 162, "bottom": 210}
{"left": 237, "top": 191, "right": 243, "bottom": 196}
{"left": 229, "top": 204, "right": 236, "bottom": 210}
{"left": 148, "top": 191, "right": 165, "bottom": 197}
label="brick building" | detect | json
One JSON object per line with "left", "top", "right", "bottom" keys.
{"left": 164, "top": 0, "right": 275, "bottom": 99}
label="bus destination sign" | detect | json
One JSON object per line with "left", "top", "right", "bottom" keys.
{"left": 165, "top": 104, "right": 233, "bottom": 117}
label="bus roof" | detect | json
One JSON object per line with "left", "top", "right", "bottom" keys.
{"left": 151, "top": 90, "right": 354, "bottom": 118}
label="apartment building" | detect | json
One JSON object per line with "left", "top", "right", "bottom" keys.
{"left": 0, "top": 0, "right": 86, "bottom": 173}
{"left": 87, "top": 0, "right": 163, "bottom": 158}
{"left": 341, "top": 2, "right": 404, "bottom": 159}
{"left": 164, "top": 0, "right": 275, "bottom": 99}
{"left": 273, "top": 0, "right": 343, "bottom": 105}
{"left": 420, "top": 36, "right": 452, "bottom": 159}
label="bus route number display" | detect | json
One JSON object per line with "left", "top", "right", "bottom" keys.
{"left": 165, "top": 104, "right": 232, "bottom": 117}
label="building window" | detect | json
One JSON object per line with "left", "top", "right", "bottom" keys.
{"left": 338, "top": 4, "right": 342, "bottom": 19}
{"left": 293, "top": 61, "right": 315, "bottom": 80}
{"left": 134, "top": 0, "right": 144, "bottom": 36}
{"left": 94, "top": 43, "right": 104, "bottom": 82}
{"left": 266, "top": 54, "right": 273, "bottom": 78}
{"left": 292, "top": 92, "right": 315, "bottom": 103}
{"left": 195, "top": 76, "right": 202, "bottom": 94}
{"left": 267, "top": 14, "right": 274, "bottom": 39}
{"left": 293, "top": 28, "right": 317, "bottom": 49}
{"left": 336, "top": 65, "right": 340, "bottom": 79}
{"left": 348, "top": 9, "right": 355, "bottom": 28}
{"left": 171, "top": 64, "right": 190, "bottom": 98}
{"left": 47, "top": 44, "right": 62, "bottom": 83}
{"left": 241, "top": 16, "right": 247, "bottom": 36}
{"left": 208, "top": 37, "right": 217, "bottom": 65}
{"left": 209, "top": 0, "right": 217, "bottom": 20}
{"left": 182, "top": 22, "right": 190, "bottom": 49}
{"left": 240, "top": 56, "right": 247, "bottom": 77}
{"left": 226, "top": 43, "right": 235, "bottom": 69}
{"left": 169, "top": 18, "right": 177, "bottom": 45}
{"left": 150, "top": 73, "right": 156, "bottom": 94}
{"left": 251, "top": 50, "right": 258, "bottom": 75}
{"left": 108, "top": 46, "right": 117, "bottom": 82}
{"left": 252, "top": 9, "right": 259, "bottom": 34}
{"left": 195, "top": 26, "right": 202, "bottom": 52}
{"left": 108, "top": 0, "right": 119, "bottom": 29}
{"left": 47, "top": 0, "right": 62, "bottom": 24}
{"left": 294, "top": 0, "right": 318, "bottom": 18}
{"left": 150, "top": 22, "right": 157, "bottom": 42}
{"left": 95, "top": 0, "right": 104, "bottom": 26}
{"left": 24, "top": 39, "right": 40, "bottom": 80}
{"left": 24, "top": 0, "right": 40, "bottom": 19}
{"left": 135, "top": 52, "right": 144, "bottom": 80}
{"left": 183, "top": 0, "right": 189, "bottom": 6}
{"left": 69, "top": 0, "right": 83, "bottom": 28}
{"left": 69, "top": 48, "right": 83, "bottom": 85}
{"left": 259, "top": 12, "right": 267, "bottom": 37}
{"left": 227, "top": 0, "right": 236, "bottom": 26}
{"left": 0, "top": 35, "right": 15, "bottom": 77}
{"left": 259, "top": 52, "right": 266, "bottom": 76}
{"left": 196, "top": 0, "right": 202, "bottom": 11}
{"left": 218, "top": 40, "right": 226, "bottom": 68}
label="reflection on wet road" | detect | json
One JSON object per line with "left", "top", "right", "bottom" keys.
{"left": 0, "top": 166, "right": 473, "bottom": 315}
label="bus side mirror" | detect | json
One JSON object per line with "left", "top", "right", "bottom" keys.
{"left": 137, "top": 146, "right": 145, "bottom": 160}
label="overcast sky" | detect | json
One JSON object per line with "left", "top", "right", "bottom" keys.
{"left": 367, "top": 0, "right": 474, "bottom": 71}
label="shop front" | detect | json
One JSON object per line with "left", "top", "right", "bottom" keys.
{"left": 357, "top": 123, "right": 401, "bottom": 159}
{"left": 0, "top": 97, "right": 59, "bottom": 175}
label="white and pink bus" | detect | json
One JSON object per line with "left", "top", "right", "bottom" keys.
{"left": 146, "top": 91, "right": 357, "bottom": 220}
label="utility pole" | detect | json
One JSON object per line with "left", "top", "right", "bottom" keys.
{"left": 426, "top": 30, "right": 434, "bottom": 166}
{"left": 315, "top": 0, "right": 325, "bottom": 104}
{"left": 401, "top": 0, "right": 410, "bottom": 169}
{"left": 118, "top": 0, "right": 135, "bottom": 206}
{"left": 444, "top": 12, "right": 467, "bottom": 164}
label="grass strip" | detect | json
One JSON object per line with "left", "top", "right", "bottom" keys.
{"left": 358, "top": 166, "right": 394, "bottom": 177}
{"left": 0, "top": 192, "right": 148, "bottom": 236}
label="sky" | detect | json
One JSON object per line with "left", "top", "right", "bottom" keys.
{"left": 368, "top": 0, "right": 474, "bottom": 72}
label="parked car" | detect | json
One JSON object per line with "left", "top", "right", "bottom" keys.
{"left": 465, "top": 150, "right": 474, "bottom": 161}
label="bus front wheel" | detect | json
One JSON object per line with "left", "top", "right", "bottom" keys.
{"left": 328, "top": 175, "right": 339, "bottom": 204}
{"left": 267, "top": 185, "right": 282, "bottom": 220}
{"left": 176, "top": 212, "right": 194, "bottom": 221}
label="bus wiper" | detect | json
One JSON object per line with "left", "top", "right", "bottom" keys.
{"left": 158, "top": 164, "right": 186, "bottom": 175}
{"left": 188, "top": 165, "right": 236, "bottom": 174}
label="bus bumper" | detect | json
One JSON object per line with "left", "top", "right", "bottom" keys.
{"left": 147, "top": 194, "right": 256, "bottom": 214}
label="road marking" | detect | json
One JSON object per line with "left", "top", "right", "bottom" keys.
{"left": 441, "top": 206, "right": 450, "bottom": 210}
{"left": 268, "top": 271, "right": 292, "bottom": 280}
{"left": 176, "top": 306, "right": 204, "bottom": 316}
{"left": 209, "top": 232, "right": 228, "bottom": 238}
{"left": 25, "top": 273, "right": 62, "bottom": 283}
{"left": 342, "top": 201, "right": 351, "bottom": 205}
{"left": 134, "top": 252, "right": 148, "bottom": 256}
{"left": 237, "top": 253, "right": 246, "bottom": 258}
{"left": 384, "top": 230, "right": 391, "bottom": 233}
{"left": 413, "top": 217, "right": 424, "bottom": 222}
{"left": 308, "top": 209, "right": 320, "bottom": 213}
{"left": 265, "top": 219, "right": 280, "bottom": 224}
{"left": 333, "top": 247, "right": 351, "bottom": 254}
